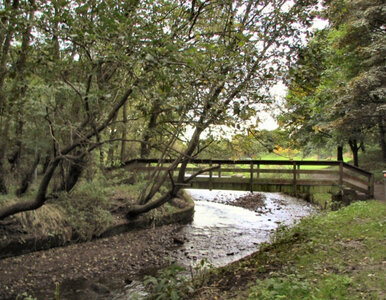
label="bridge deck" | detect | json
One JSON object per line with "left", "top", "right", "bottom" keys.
{"left": 121, "top": 159, "right": 374, "bottom": 197}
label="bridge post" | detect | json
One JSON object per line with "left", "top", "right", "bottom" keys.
{"left": 209, "top": 160, "right": 213, "bottom": 191}
{"left": 339, "top": 162, "right": 343, "bottom": 192}
{"left": 383, "top": 171, "right": 386, "bottom": 201}
{"left": 250, "top": 162, "right": 253, "bottom": 193}
{"left": 368, "top": 173, "right": 374, "bottom": 198}
{"left": 293, "top": 162, "right": 297, "bottom": 197}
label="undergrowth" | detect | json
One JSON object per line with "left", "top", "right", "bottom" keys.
{"left": 54, "top": 181, "right": 114, "bottom": 240}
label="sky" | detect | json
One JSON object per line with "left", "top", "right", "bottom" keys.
{"left": 258, "top": 17, "right": 329, "bottom": 131}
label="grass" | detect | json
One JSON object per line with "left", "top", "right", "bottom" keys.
{"left": 0, "top": 170, "right": 193, "bottom": 244}
{"left": 160, "top": 200, "right": 386, "bottom": 300}
{"left": 0, "top": 173, "right": 143, "bottom": 242}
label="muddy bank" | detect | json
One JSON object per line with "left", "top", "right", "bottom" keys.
{"left": 0, "top": 224, "right": 186, "bottom": 300}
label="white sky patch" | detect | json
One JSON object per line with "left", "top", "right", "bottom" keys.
{"left": 311, "top": 18, "right": 329, "bottom": 30}
{"left": 257, "top": 112, "right": 278, "bottom": 130}
{"left": 256, "top": 82, "right": 287, "bottom": 131}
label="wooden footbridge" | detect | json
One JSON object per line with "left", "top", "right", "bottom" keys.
{"left": 123, "top": 159, "right": 374, "bottom": 198}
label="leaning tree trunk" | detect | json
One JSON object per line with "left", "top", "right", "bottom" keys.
{"left": 0, "top": 158, "right": 61, "bottom": 220}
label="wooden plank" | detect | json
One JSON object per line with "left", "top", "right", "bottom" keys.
{"left": 178, "top": 168, "right": 338, "bottom": 175}
{"left": 296, "top": 179, "right": 338, "bottom": 185}
{"left": 187, "top": 176, "right": 338, "bottom": 185}
{"left": 124, "top": 158, "right": 341, "bottom": 167}
{"left": 343, "top": 181, "right": 369, "bottom": 194}
{"left": 133, "top": 166, "right": 169, "bottom": 171}
{"left": 342, "top": 162, "right": 373, "bottom": 176}
{"left": 250, "top": 162, "right": 253, "bottom": 193}
{"left": 293, "top": 162, "right": 297, "bottom": 196}
{"left": 296, "top": 169, "right": 338, "bottom": 175}
{"left": 342, "top": 172, "right": 369, "bottom": 186}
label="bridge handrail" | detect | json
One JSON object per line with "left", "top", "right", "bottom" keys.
{"left": 117, "top": 158, "right": 374, "bottom": 197}
{"left": 120, "top": 158, "right": 343, "bottom": 166}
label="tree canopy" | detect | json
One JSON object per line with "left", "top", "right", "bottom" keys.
{"left": 0, "top": 0, "right": 319, "bottom": 219}
{"left": 278, "top": 0, "right": 386, "bottom": 166}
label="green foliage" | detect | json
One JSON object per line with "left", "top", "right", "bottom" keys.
{"left": 55, "top": 182, "right": 114, "bottom": 240}
{"left": 55, "top": 282, "right": 60, "bottom": 300}
{"left": 16, "top": 292, "right": 37, "bottom": 300}
{"left": 249, "top": 273, "right": 353, "bottom": 300}
{"left": 0, "top": 0, "right": 322, "bottom": 218}
{"left": 144, "top": 263, "right": 186, "bottom": 300}
{"left": 278, "top": 0, "right": 385, "bottom": 164}
{"left": 144, "top": 259, "right": 213, "bottom": 300}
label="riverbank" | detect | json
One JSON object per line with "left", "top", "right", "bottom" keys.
{"left": 0, "top": 182, "right": 194, "bottom": 259}
{"left": 0, "top": 223, "right": 186, "bottom": 299}
{"left": 172, "top": 200, "right": 385, "bottom": 299}
{"left": 0, "top": 190, "right": 315, "bottom": 300}
{"left": 0, "top": 195, "right": 194, "bottom": 299}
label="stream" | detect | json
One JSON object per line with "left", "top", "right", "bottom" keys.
{"left": 113, "top": 190, "right": 316, "bottom": 299}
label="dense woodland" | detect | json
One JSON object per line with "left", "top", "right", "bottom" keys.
{"left": 0, "top": 0, "right": 384, "bottom": 220}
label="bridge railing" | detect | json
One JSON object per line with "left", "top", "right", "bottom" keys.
{"left": 120, "top": 159, "right": 374, "bottom": 197}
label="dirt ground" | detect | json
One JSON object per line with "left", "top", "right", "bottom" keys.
{"left": 230, "top": 193, "right": 266, "bottom": 210}
{"left": 0, "top": 224, "right": 184, "bottom": 300}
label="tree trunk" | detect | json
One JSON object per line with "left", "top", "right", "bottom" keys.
{"left": 140, "top": 99, "right": 160, "bottom": 158}
{"left": 107, "top": 114, "right": 118, "bottom": 165}
{"left": 63, "top": 158, "right": 84, "bottom": 192}
{"left": 0, "top": 132, "right": 9, "bottom": 194}
{"left": 16, "top": 153, "right": 40, "bottom": 197}
{"left": 348, "top": 139, "right": 359, "bottom": 167}
{"left": 0, "top": 160, "right": 7, "bottom": 194}
{"left": 41, "top": 153, "right": 51, "bottom": 174}
{"left": 9, "top": 117, "right": 24, "bottom": 173}
{"left": 120, "top": 101, "right": 128, "bottom": 162}
{"left": 337, "top": 145, "right": 343, "bottom": 161}
{"left": 56, "top": 152, "right": 86, "bottom": 193}
{"left": 127, "top": 190, "right": 175, "bottom": 217}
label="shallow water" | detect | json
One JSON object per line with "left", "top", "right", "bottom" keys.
{"left": 116, "top": 190, "right": 315, "bottom": 299}
{"left": 171, "top": 190, "right": 315, "bottom": 266}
